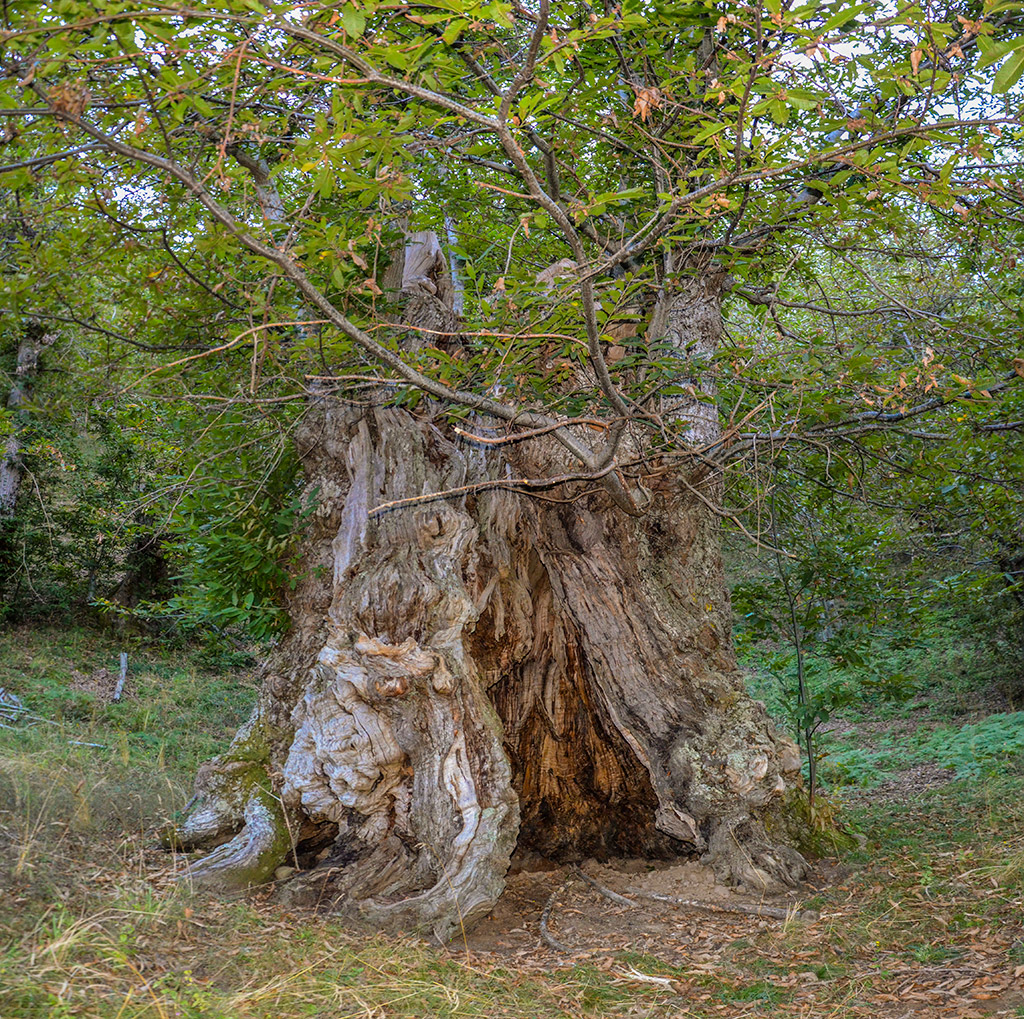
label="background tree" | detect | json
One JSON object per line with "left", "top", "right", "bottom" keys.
{"left": 3, "top": 0, "right": 1023, "bottom": 938}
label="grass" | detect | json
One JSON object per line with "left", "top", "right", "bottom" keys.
{"left": 1, "top": 623, "right": 1023, "bottom": 1018}
{"left": 0, "top": 625, "right": 256, "bottom": 774}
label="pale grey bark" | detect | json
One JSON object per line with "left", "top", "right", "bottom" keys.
{"left": 1, "top": 325, "right": 56, "bottom": 522}
{"left": 171, "top": 259, "right": 809, "bottom": 934}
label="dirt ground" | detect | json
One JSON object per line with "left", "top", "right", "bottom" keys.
{"left": 453, "top": 848, "right": 1024, "bottom": 1018}
{"left": 463, "top": 852, "right": 832, "bottom": 961}
{"left": 446, "top": 742, "right": 1024, "bottom": 1019}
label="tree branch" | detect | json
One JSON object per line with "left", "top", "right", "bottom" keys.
{"left": 0, "top": 143, "right": 104, "bottom": 173}
{"left": 42, "top": 88, "right": 644, "bottom": 514}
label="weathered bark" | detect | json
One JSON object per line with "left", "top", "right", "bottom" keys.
{"left": 171, "top": 258, "right": 808, "bottom": 938}
{"left": 1, "top": 323, "right": 56, "bottom": 608}
{"left": 1, "top": 323, "right": 55, "bottom": 522}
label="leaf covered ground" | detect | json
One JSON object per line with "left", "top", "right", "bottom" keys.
{"left": 1, "top": 625, "right": 1022, "bottom": 1019}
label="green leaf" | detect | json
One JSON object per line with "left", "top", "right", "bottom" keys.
{"left": 341, "top": 7, "right": 366, "bottom": 37}
{"left": 820, "top": 2, "right": 871, "bottom": 32}
{"left": 977, "top": 35, "right": 1024, "bottom": 70}
{"left": 993, "top": 42, "right": 1024, "bottom": 93}
{"left": 316, "top": 166, "right": 334, "bottom": 198}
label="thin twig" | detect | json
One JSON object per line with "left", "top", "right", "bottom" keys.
{"left": 128, "top": 320, "right": 329, "bottom": 387}
{"left": 677, "top": 474, "right": 792, "bottom": 557}
{"left": 368, "top": 465, "right": 617, "bottom": 517}
{"left": 454, "top": 418, "right": 608, "bottom": 446}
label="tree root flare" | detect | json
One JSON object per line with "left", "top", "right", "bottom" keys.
{"left": 701, "top": 816, "right": 810, "bottom": 894}
{"left": 180, "top": 787, "right": 292, "bottom": 891}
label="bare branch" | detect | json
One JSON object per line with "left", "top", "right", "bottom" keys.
{"left": 368, "top": 463, "right": 619, "bottom": 517}
{"left": 454, "top": 418, "right": 609, "bottom": 446}
{"left": 37, "top": 86, "right": 644, "bottom": 514}
{"left": 0, "top": 143, "right": 104, "bottom": 173}
{"left": 498, "top": 0, "right": 548, "bottom": 123}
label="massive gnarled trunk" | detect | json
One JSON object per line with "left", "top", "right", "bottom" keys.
{"left": 171, "top": 257, "right": 807, "bottom": 940}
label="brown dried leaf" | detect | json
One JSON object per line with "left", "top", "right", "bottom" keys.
{"left": 632, "top": 87, "right": 663, "bottom": 122}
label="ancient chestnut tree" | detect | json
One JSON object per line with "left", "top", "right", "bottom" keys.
{"left": 3, "top": 0, "right": 1021, "bottom": 937}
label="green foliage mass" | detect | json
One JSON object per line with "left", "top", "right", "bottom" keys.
{"left": 923, "top": 712, "right": 1024, "bottom": 778}
{"left": 160, "top": 453, "right": 317, "bottom": 640}
{"left": 0, "top": 0, "right": 1022, "bottom": 654}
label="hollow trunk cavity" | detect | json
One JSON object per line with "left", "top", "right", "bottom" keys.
{"left": 172, "top": 262, "right": 809, "bottom": 937}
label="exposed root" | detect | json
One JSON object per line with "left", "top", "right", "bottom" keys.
{"left": 165, "top": 759, "right": 259, "bottom": 852}
{"left": 574, "top": 866, "right": 819, "bottom": 922}
{"left": 571, "top": 866, "right": 634, "bottom": 906}
{"left": 626, "top": 888, "right": 817, "bottom": 922}
{"left": 539, "top": 871, "right": 574, "bottom": 954}
{"left": 181, "top": 787, "right": 292, "bottom": 891}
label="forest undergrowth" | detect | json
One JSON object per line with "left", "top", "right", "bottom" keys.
{"left": 0, "top": 621, "right": 1022, "bottom": 1019}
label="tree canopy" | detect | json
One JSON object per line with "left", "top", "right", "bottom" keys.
{"left": 1, "top": 0, "right": 1022, "bottom": 628}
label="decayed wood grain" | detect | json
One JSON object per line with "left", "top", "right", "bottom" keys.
{"left": 172, "top": 253, "right": 809, "bottom": 935}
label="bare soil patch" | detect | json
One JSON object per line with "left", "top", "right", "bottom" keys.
{"left": 68, "top": 666, "right": 134, "bottom": 703}
{"left": 464, "top": 853, "right": 825, "bottom": 962}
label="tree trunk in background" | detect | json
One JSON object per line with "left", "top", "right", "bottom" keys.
{"left": 1, "top": 323, "right": 56, "bottom": 606}
{"left": 171, "top": 258, "right": 807, "bottom": 940}
{"left": 0, "top": 323, "right": 54, "bottom": 521}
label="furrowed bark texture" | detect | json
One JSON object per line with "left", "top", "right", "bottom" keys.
{"left": 173, "top": 258, "right": 807, "bottom": 937}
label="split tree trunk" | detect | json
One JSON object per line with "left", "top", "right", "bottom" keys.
{"left": 171, "top": 256, "right": 807, "bottom": 940}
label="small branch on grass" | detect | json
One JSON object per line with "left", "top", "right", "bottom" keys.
{"left": 0, "top": 687, "right": 26, "bottom": 721}
{"left": 616, "top": 966, "right": 677, "bottom": 988}
{"left": 113, "top": 653, "right": 128, "bottom": 703}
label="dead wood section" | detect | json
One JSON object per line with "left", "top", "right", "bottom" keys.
{"left": 169, "top": 237, "right": 809, "bottom": 940}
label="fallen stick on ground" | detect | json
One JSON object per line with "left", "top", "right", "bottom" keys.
{"left": 539, "top": 872, "right": 574, "bottom": 954}
{"left": 573, "top": 866, "right": 819, "bottom": 922}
